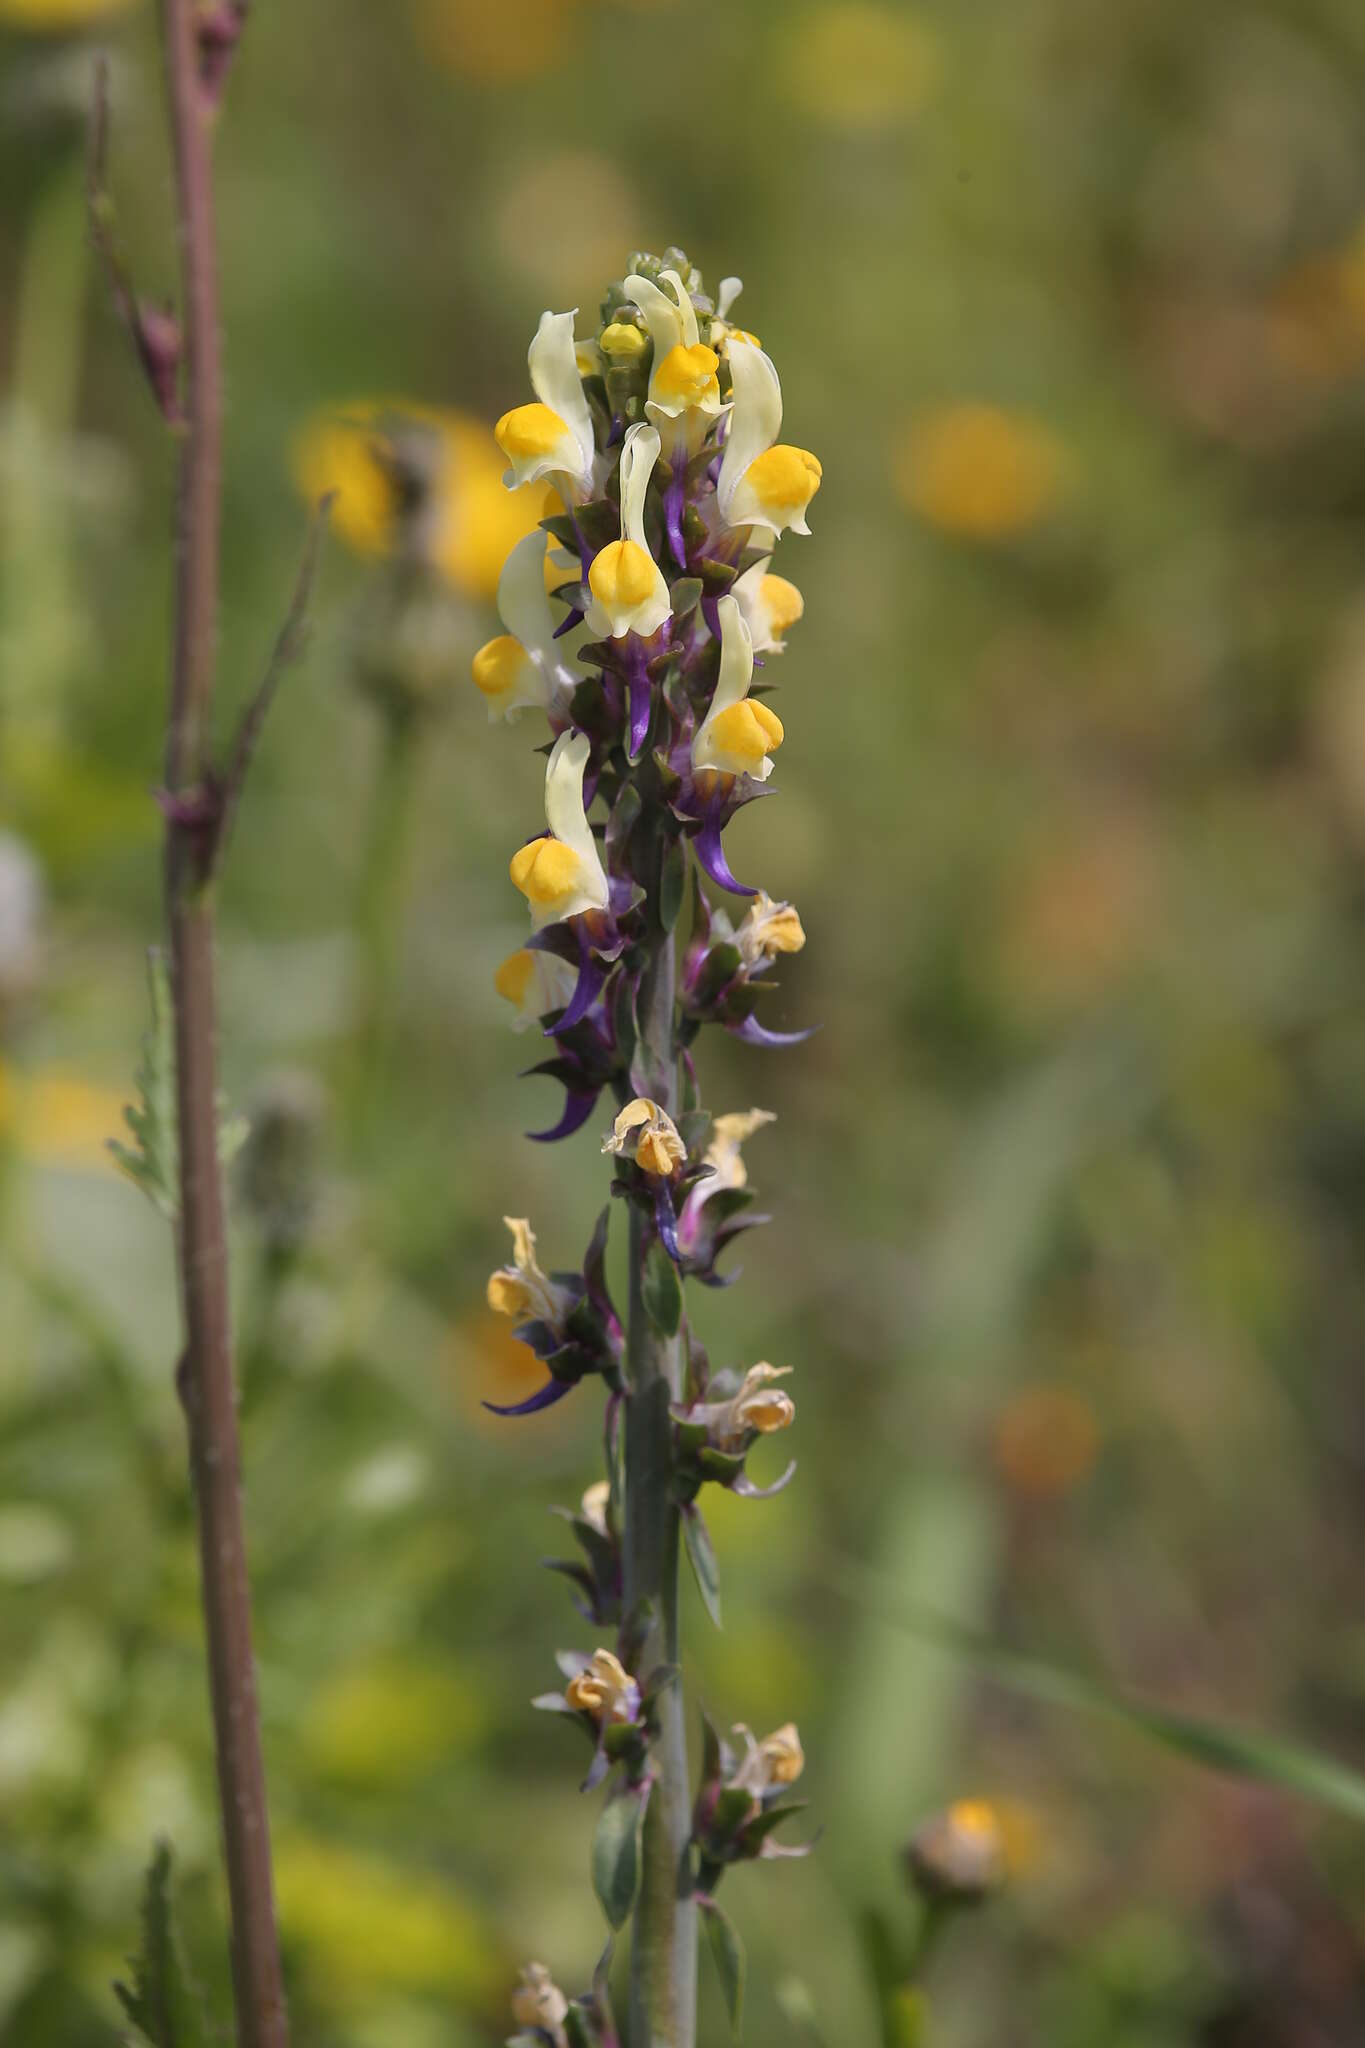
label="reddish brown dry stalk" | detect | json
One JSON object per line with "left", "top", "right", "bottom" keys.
{"left": 157, "top": 2, "right": 289, "bottom": 2042}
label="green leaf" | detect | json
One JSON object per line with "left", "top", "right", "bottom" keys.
{"left": 682, "top": 1503, "right": 722, "bottom": 1627}
{"left": 827, "top": 1556, "right": 1365, "bottom": 1826}
{"left": 592, "top": 1784, "right": 648, "bottom": 1929}
{"left": 112, "top": 1842, "right": 211, "bottom": 2048}
{"left": 700, "top": 1893, "right": 745, "bottom": 2039}
{"left": 108, "top": 951, "right": 178, "bottom": 1219}
{"left": 109, "top": 949, "right": 247, "bottom": 1221}
{"left": 641, "top": 1242, "right": 682, "bottom": 1338}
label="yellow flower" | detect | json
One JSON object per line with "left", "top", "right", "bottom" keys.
{"left": 511, "top": 1962, "right": 569, "bottom": 2038}
{"left": 508, "top": 730, "right": 610, "bottom": 930}
{"left": 495, "top": 309, "right": 597, "bottom": 497}
{"left": 585, "top": 423, "right": 672, "bottom": 640}
{"left": 291, "top": 399, "right": 543, "bottom": 600}
{"left": 412, "top": 0, "right": 579, "bottom": 82}
{"left": 736, "top": 891, "right": 806, "bottom": 966}
{"left": 779, "top": 4, "right": 940, "bottom": 133}
{"left": 493, "top": 947, "right": 577, "bottom": 1031}
{"left": 733, "top": 1719, "right": 805, "bottom": 1794}
{"left": 7, "top": 1067, "right": 127, "bottom": 1172}
{"left": 704, "top": 1109, "right": 777, "bottom": 1193}
{"left": 485, "top": 1216, "right": 573, "bottom": 1327}
{"left": 905, "top": 1798, "right": 1006, "bottom": 1900}
{"left": 896, "top": 403, "right": 1068, "bottom": 540}
{"left": 692, "top": 595, "right": 784, "bottom": 781}
{"left": 471, "top": 529, "right": 587, "bottom": 723}
{"left": 564, "top": 1647, "right": 639, "bottom": 1725}
{"left": 732, "top": 560, "right": 804, "bottom": 654}
{"left": 602, "top": 1096, "right": 686, "bottom": 1178}
{"left": 0, "top": 0, "right": 134, "bottom": 26}
{"left": 717, "top": 340, "right": 821, "bottom": 539}
{"left": 624, "top": 267, "right": 725, "bottom": 450}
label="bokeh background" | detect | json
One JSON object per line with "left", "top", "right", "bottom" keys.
{"left": 4, "top": 0, "right": 1365, "bottom": 2041}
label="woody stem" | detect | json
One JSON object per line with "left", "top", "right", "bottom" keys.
{"left": 624, "top": 885, "right": 697, "bottom": 2048}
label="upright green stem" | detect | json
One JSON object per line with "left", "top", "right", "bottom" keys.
{"left": 624, "top": 910, "right": 697, "bottom": 2048}
{"left": 346, "top": 701, "right": 421, "bottom": 1150}
{"left": 158, "top": 3, "right": 288, "bottom": 2041}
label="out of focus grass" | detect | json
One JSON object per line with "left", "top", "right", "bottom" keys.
{"left": 4, "top": 0, "right": 1365, "bottom": 2042}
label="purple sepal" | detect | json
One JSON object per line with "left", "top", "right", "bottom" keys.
{"left": 701, "top": 593, "right": 724, "bottom": 645}
{"left": 666, "top": 464, "right": 688, "bottom": 570}
{"left": 729, "top": 1015, "right": 818, "bottom": 1048}
{"left": 553, "top": 945, "right": 606, "bottom": 1035}
{"left": 483, "top": 1376, "right": 577, "bottom": 1418}
{"left": 654, "top": 1181, "right": 681, "bottom": 1265}
{"left": 732, "top": 1458, "right": 797, "bottom": 1499}
{"left": 527, "top": 1088, "right": 600, "bottom": 1144}
{"left": 627, "top": 651, "right": 652, "bottom": 761}
{"left": 694, "top": 812, "right": 755, "bottom": 897}
{"left": 695, "top": 1266, "right": 743, "bottom": 1289}
{"left": 581, "top": 1744, "right": 612, "bottom": 1794}
{"left": 553, "top": 603, "right": 586, "bottom": 640}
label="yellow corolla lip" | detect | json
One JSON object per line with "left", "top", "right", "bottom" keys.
{"left": 730, "top": 444, "right": 823, "bottom": 536}
{"left": 584, "top": 423, "right": 672, "bottom": 640}
{"left": 471, "top": 633, "right": 533, "bottom": 701}
{"left": 651, "top": 341, "right": 721, "bottom": 412}
{"left": 493, "top": 947, "right": 577, "bottom": 1031}
{"left": 495, "top": 308, "right": 597, "bottom": 493}
{"left": 508, "top": 729, "right": 609, "bottom": 931}
{"left": 692, "top": 594, "right": 785, "bottom": 781}
{"left": 486, "top": 1215, "right": 572, "bottom": 1326}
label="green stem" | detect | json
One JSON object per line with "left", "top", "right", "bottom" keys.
{"left": 346, "top": 701, "right": 421, "bottom": 1149}
{"left": 624, "top": 912, "right": 697, "bottom": 2048}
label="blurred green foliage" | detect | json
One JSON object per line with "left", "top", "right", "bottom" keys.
{"left": 3, "top": 0, "right": 1365, "bottom": 2042}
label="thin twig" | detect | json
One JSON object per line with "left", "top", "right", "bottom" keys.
{"left": 153, "top": 0, "right": 289, "bottom": 2040}
{"left": 214, "top": 494, "right": 334, "bottom": 871}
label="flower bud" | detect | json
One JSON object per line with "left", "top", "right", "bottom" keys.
{"left": 600, "top": 320, "right": 648, "bottom": 360}
{"left": 904, "top": 1798, "right": 1005, "bottom": 1902}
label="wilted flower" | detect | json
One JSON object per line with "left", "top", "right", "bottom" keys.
{"left": 603, "top": 1097, "right": 686, "bottom": 1179}
{"left": 704, "top": 1109, "right": 776, "bottom": 1194}
{"left": 904, "top": 1798, "right": 1005, "bottom": 1902}
{"left": 509, "top": 731, "right": 611, "bottom": 929}
{"left": 692, "top": 1362, "right": 795, "bottom": 1452}
{"left": 486, "top": 1217, "right": 575, "bottom": 1328}
{"left": 564, "top": 1647, "right": 641, "bottom": 1726}
{"left": 732, "top": 1721, "right": 805, "bottom": 1796}
{"left": 736, "top": 891, "right": 806, "bottom": 967}
{"left": 510, "top": 1960, "right": 570, "bottom": 2042}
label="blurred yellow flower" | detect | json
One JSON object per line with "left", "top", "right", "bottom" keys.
{"left": 412, "top": 0, "right": 580, "bottom": 81}
{"left": 273, "top": 1834, "right": 499, "bottom": 2003}
{"left": 303, "top": 1661, "right": 486, "bottom": 1789}
{"left": 0, "top": 0, "right": 134, "bottom": 27}
{"left": 992, "top": 1383, "right": 1098, "bottom": 1502}
{"left": 780, "top": 4, "right": 940, "bottom": 133}
{"left": 0, "top": 1064, "right": 125, "bottom": 1171}
{"left": 291, "top": 399, "right": 544, "bottom": 602}
{"left": 1267, "top": 229, "right": 1365, "bottom": 383}
{"left": 897, "top": 403, "right": 1069, "bottom": 540}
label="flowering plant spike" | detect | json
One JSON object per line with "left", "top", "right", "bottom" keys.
{"left": 480, "top": 249, "right": 819, "bottom": 2048}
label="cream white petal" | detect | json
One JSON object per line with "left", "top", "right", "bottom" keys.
{"left": 544, "top": 729, "right": 608, "bottom": 897}
{"left": 624, "top": 272, "right": 688, "bottom": 361}
{"left": 528, "top": 309, "right": 596, "bottom": 485}
{"left": 717, "top": 342, "right": 784, "bottom": 523}
{"left": 716, "top": 275, "right": 744, "bottom": 321}
{"left": 498, "top": 531, "right": 588, "bottom": 685}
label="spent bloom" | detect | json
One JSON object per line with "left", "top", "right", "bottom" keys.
{"left": 692, "top": 1362, "right": 795, "bottom": 1452}
{"left": 486, "top": 1217, "right": 575, "bottom": 1328}
{"left": 564, "top": 1648, "right": 641, "bottom": 1726}
{"left": 704, "top": 1109, "right": 777, "bottom": 1194}
{"left": 736, "top": 892, "right": 806, "bottom": 967}
{"left": 603, "top": 1097, "right": 687, "bottom": 1179}
{"left": 510, "top": 1961, "right": 569, "bottom": 2043}
{"left": 731, "top": 1721, "right": 805, "bottom": 1796}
